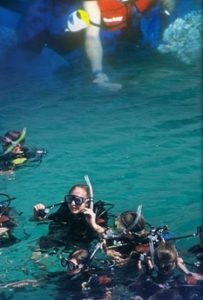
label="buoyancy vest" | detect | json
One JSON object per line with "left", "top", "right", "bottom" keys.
{"left": 97, "top": 0, "right": 156, "bottom": 30}
{"left": 98, "top": 0, "right": 131, "bottom": 30}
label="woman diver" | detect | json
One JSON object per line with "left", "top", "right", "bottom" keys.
{"left": 31, "top": 180, "right": 109, "bottom": 254}
{"left": 0, "top": 128, "right": 46, "bottom": 175}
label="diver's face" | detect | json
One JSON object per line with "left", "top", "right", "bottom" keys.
{"left": 157, "top": 260, "right": 176, "bottom": 276}
{"left": 61, "top": 257, "right": 84, "bottom": 275}
{"left": 67, "top": 187, "right": 88, "bottom": 214}
{"left": 66, "top": 258, "right": 83, "bottom": 275}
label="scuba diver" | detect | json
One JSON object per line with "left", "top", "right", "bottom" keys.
{"left": 55, "top": 248, "right": 113, "bottom": 299}
{"left": 0, "top": 248, "right": 113, "bottom": 299}
{"left": 101, "top": 205, "right": 164, "bottom": 272}
{"left": 102, "top": 207, "right": 151, "bottom": 267}
{"left": 0, "top": 193, "right": 20, "bottom": 247}
{"left": 0, "top": 128, "right": 47, "bottom": 175}
{"left": 31, "top": 177, "right": 111, "bottom": 255}
{"left": 129, "top": 242, "right": 203, "bottom": 300}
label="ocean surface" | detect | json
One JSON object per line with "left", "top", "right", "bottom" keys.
{"left": 0, "top": 42, "right": 202, "bottom": 299}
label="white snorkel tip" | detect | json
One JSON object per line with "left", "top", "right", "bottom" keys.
{"left": 84, "top": 174, "right": 94, "bottom": 210}
{"left": 136, "top": 204, "right": 142, "bottom": 217}
{"left": 126, "top": 204, "right": 143, "bottom": 232}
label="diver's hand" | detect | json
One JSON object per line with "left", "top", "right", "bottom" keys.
{"left": 33, "top": 203, "right": 46, "bottom": 220}
{"left": 189, "top": 272, "right": 203, "bottom": 281}
{"left": 106, "top": 249, "right": 129, "bottom": 265}
{"left": 81, "top": 207, "right": 96, "bottom": 223}
{"left": 93, "top": 71, "right": 122, "bottom": 91}
{"left": 0, "top": 227, "right": 9, "bottom": 236}
{"left": 82, "top": 207, "right": 105, "bottom": 233}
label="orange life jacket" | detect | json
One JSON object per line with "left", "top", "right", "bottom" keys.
{"left": 98, "top": 0, "right": 156, "bottom": 30}
{"left": 98, "top": 0, "right": 131, "bottom": 30}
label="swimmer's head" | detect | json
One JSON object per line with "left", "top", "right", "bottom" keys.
{"left": 154, "top": 242, "right": 177, "bottom": 276}
{"left": 61, "top": 248, "right": 90, "bottom": 275}
{"left": 1, "top": 129, "right": 26, "bottom": 152}
{"left": 115, "top": 209, "right": 145, "bottom": 233}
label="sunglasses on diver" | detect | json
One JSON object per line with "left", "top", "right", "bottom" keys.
{"left": 61, "top": 258, "right": 83, "bottom": 271}
{"left": 64, "top": 194, "right": 86, "bottom": 206}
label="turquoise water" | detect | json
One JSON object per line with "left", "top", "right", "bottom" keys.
{"left": 0, "top": 47, "right": 202, "bottom": 299}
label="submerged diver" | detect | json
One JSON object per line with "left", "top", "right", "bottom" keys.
{"left": 82, "top": 0, "right": 176, "bottom": 90}
{"left": 31, "top": 182, "right": 109, "bottom": 254}
{"left": 0, "top": 128, "right": 46, "bottom": 175}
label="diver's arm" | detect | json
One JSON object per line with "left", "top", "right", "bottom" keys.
{"left": 32, "top": 202, "right": 67, "bottom": 222}
{"left": 177, "top": 257, "right": 203, "bottom": 281}
{"left": 83, "top": 1, "right": 122, "bottom": 91}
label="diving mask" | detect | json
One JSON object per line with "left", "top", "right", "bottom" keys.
{"left": 61, "top": 257, "right": 84, "bottom": 271}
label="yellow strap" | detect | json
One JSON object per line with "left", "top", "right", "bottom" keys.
{"left": 11, "top": 157, "right": 27, "bottom": 165}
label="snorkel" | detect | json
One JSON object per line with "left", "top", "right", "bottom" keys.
{"left": 127, "top": 204, "right": 143, "bottom": 232}
{"left": 84, "top": 175, "right": 94, "bottom": 210}
{"left": 117, "top": 204, "right": 143, "bottom": 234}
{"left": 2, "top": 128, "right": 27, "bottom": 155}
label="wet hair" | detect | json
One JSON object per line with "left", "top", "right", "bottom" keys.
{"left": 154, "top": 242, "right": 178, "bottom": 268}
{"left": 68, "top": 184, "right": 90, "bottom": 199}
{"left": 1, "top": 130, "right": 25, "bottom": 151}
{"left": 69, "top": 248, "right": 90, "bottom": 265}
{"left": 119, "top": 211, "right": 145, "bottom": 232}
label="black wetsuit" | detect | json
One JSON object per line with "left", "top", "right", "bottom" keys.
{"left": 37, "top": 202, "right": 107, "bottom": 251}
{"left": 0, "top": 148, "right": 27, "bottom": 171}
{"left": 0, "top": 147, "right": 46, "bottom": 172}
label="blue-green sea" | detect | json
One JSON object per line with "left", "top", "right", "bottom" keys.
{"left": 0, "top": 46, "right": 202, "bottom": 299}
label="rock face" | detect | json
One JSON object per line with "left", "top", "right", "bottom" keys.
{"left": 158, "top": 11, "right": 202, "bottom": 64}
